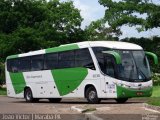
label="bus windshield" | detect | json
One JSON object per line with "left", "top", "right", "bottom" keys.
{"left": 116, "top": 50, "right": 151, "bottom": 82}
{"left": 92, "top": 47, "right": 151, "bottom": 82}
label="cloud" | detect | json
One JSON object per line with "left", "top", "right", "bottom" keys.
{"left": 67, "top": 0, "right": 105, "bottom": 28}
{"left": 120, "top": 26, "right": 160, "bottom": 39}
{"left": 73, "top": 0, "right": 92, "bottom": 28}
{"left": 60, "top": 0, "right": 160, "bottom": 38}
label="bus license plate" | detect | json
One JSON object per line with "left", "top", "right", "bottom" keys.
{"left": 136, "top": 92, "right": 143, "bottom": 96}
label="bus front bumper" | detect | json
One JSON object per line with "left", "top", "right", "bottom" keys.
{"left": 116, "top": 85, "right": 153, "bottom": 98}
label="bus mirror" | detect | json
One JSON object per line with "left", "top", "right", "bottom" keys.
{"left": 145, "top": 52, "right": 158, "bottom": 65}
{"left": 102, "top": 51, "right": 121, "bottom": 64}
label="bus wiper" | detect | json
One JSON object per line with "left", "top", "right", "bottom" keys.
{"left": 137, "top": 68, "right": 147, "bottom": 81}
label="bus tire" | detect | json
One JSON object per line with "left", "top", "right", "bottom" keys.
{"left": 115, "top": 98, "right": 128, "bottom": 103}
{"left": 24, "top": 88, "right": 37, "bottom": 102}
{"left": 86, "top": 86, "right": 101, "bottom": 104}
{"left": 48, "top": 98, "right": 62, "bottom": 103}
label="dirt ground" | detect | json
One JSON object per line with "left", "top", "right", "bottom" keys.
{"left": 0, "top": 96, "right": 160, "bottom": 120}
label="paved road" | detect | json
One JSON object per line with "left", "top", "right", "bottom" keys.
{"left": 0, "top": 96, "right": 160, "bottom": 120}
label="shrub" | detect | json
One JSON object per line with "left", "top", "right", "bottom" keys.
{"left": 152, "top": 73, "right": 160, "bottom": 86}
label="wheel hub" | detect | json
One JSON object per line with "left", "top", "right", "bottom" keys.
{"left": 89, "top": 91, "right": 96, "bottom": 100}
{"left": 26, "top": 91, "right": 31, "bottom": 100}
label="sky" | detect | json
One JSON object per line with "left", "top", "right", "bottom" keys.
{"left": 60, "top": 0, "right": 160, "bottom": 39}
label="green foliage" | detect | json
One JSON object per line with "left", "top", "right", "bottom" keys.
{"left": 147, "top": 86, "right": 160, "bottom": 106}
{"left": 99, "top": 0, "right": 160, "bottom": 31}
{"left": 148, "top": 98, "right": 160, "bottom": 106}
{"left": 0, "top": 27, "right": 45, "bottom": 59}
{"left": 0, "top": 87, "right": 6, "bottom": 95}
{"left": 82, "top": 108, "right": 96, "bottom": 113}
{"left": 0, "top": 0, "right": 85, "bottom": 59}
{"left": 0, "top": 0, "right": 85, "bottom": 84}
{"left": 152, "top": 73, "right": 160, "bottom": 86}
{"left": 85, "top": 19, "right": 121, "bottom": 41}
{"left": 151, "top": 86, "right": 160, "bottom": 98}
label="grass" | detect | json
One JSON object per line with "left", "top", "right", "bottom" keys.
{"left": 0, "top": 87, "right": 7, "bottom": 95}
{"left": 151, "top": 86, "right": 160, "bottom": 97}
{"left": 147, "top": 98, "right": 160, "bottom": 106}
{"left": 82, "top": 108, "right": 96, "bottom": 113}
{"left": 147, "top": 86, "right": 160, "bottom": 106}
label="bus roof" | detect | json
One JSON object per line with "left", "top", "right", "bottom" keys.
{"left": 6, "top": 41, "right": 143, "bottom": 59}
{"left": 88, "top": 41, "right": 142, "bottom": 50}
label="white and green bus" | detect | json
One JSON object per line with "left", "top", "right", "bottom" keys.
{"left": 5, "top": 41, "right": 158, "bottom": 103}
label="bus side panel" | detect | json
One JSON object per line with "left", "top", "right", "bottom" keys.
{"left": 50, "top": 67, "right": 88, "bottom": 97}
{"left": 104, "top": 76, "right": 118, "bottom": 98}
{"left": 59, "top": 69, "right": 103, "bottom": 98}
{"left": 23, "top": 70, "right": 60, "bottom": 98}
{"left": 6, "top": 70, "right": 24, "bottom": 98}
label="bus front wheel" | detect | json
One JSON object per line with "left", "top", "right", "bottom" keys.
{"left": 115, "top": 98, "right": 128, "bottom": 103}
{"left": 86, "top": 86, "right": 101, "bottom": 104}
{"left": 24, "top": 88, "right": 38, "bottom": 102}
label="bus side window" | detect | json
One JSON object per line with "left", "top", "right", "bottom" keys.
{"left": 19, "top": 57, "right": 31, "bottom": 72}
{"left": 7, "top": 59, "right": 19, "bottom": 73}
{"left": 58, "top": 51, "right": 75, "bottom": 69}
{"left": 75, "top": 49, "right": 95, "bottom": 70}
{"left": 45, "top": 53, "right": 58, "bottom": 69}
{"left": 31, "top": 55, "right": 44, "bottom": 71}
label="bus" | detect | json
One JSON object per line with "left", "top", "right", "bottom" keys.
{"left": 5, "top": 41, "right": 158, "bottom": 104}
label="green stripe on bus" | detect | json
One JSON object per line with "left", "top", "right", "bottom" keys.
{"left": 46, "top": 44, "right": 79, "bottom": 53}
{"left": 9, "top": 72, "right": 26, "bottom": 94}
{"left": 51, "top": 67, "right": 88, "bottom": 96}
{"left": 116, "top": 85, "right": 152, "bottom": 98}
{"left": 7, "top": 54, "right": 19, "bottom": 60}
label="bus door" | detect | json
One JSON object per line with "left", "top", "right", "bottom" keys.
{"left": 104, "top": 55, "right": 117, "bottom": 98}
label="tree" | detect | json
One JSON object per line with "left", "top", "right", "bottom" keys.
{"left": 45, "top": 0, "right": 84, "bottom": 44}
{"left": 0, "top": 0, "right": 85, "bottom": 85}
{"left": 85, "top": 19, "right": 121, "bottom": 41}
{"left": 99, "top": 0, "right": 160, "bottom": 31}
{"left": 0, "top": 0, "right": 84, "bottom": 60}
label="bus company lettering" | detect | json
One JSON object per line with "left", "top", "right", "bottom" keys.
{"left": 27, "top": 75, "right": 42, "bottom": 79}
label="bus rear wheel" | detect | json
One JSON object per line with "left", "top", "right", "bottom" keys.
{"left": 86, "top": 86, "right": 101, "bottom": 104}
{"left": 24, "top": 88, "right": 38, "bottom": 102}
{"left": 49, "top": 98, "right": 62, "bottom": 103}
{"left": 115, "top": 98, "right": 128, "bottom": 103}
